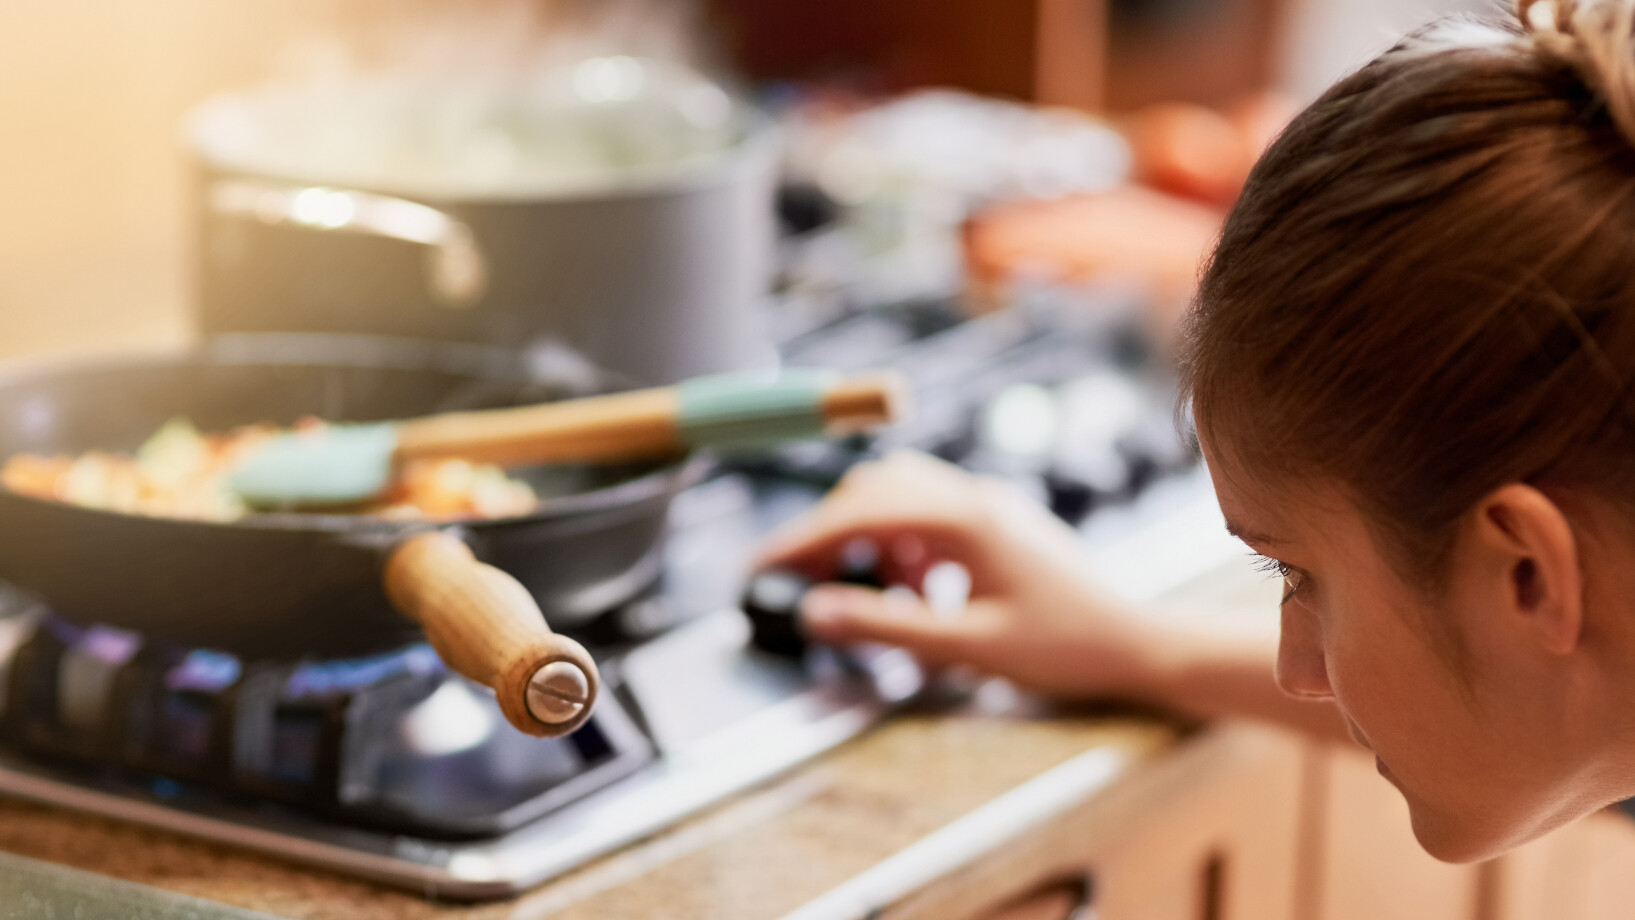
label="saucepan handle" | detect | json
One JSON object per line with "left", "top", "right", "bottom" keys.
{"left": 383, "top": 531, "right": 598, "bottom": 738}
{"left": 209, "top": 179, "right": 488, "bottom": 307}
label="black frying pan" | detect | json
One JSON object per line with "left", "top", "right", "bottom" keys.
{"left": 0, "top": 335, "right": 700, "bottom": 738}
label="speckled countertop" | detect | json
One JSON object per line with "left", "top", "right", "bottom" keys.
{"left": 0, "top": 708, "right": 1176, "bottom": 920}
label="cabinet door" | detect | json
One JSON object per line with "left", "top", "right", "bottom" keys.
{"left": 1087, "top": 725, "right": 1298, "bottom": 920}
{"left": 1487, "top": 809, "right": 1635, "bottom": 920}
{"left": 891, "top": 723, "right": 1304, "bottom": 920}
{"left": 1582, "top": 810, "right": 1635, "bottom": 920}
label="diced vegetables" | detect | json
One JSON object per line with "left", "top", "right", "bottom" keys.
{"left": 0, "top": 418, "right": 539, "bottom": 523}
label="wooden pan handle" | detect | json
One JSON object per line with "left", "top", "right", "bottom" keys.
{"left": 383, "top": 531, "right": 598, "bottom": 738}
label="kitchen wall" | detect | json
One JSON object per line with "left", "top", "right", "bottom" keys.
{"left": 1276, "top": 0, "right": 1489, "bottom": 99}
{"left": 0, "top": 0, "right": 722, "bottom": 362}
{"left": 0, "top": 2, "right": 370, "bottom": 360}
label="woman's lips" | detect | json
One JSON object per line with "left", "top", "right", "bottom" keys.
{"left": 1338, "top": 716, "right": 1397, "bottom": 785}
{"left": 1375, "top": 756, "right": 1397, "bottom": 784}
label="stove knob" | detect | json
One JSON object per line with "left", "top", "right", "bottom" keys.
{"left": 743, "top": 534, "right": 890, "bottom": 658}
{"left": 742, "top": 569, "right": 813, "bottom": 658}
{"left": 835, "top": 538, "right": 885, "bottom": 589}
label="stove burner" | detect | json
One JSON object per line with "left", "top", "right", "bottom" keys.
{"left": 0, "top": 602, "right": 652, "bottom": 839}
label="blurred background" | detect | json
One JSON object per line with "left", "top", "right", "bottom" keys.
{"left": 0, "top": 0, "right": 1481, "bottom": 362}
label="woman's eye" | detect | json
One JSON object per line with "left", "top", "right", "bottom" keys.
{"left": 1250, "top": 553, "right": 1290, "bottom": 579}
{"left": 1251, "top": 554, "right": 1307, "bottom": 606}
{"left": 1280, "top": 571, "right": 1307, "bottom": 606}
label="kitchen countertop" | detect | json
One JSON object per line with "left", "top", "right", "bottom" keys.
{"left": 0, "top": 705, "right": 1176, "bottom": 920}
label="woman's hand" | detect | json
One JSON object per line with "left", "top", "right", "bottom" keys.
{"left": 753, "top": 450, "right": 1166, "bottom": 699}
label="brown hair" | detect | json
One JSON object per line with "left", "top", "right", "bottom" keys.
{"left": 1182, "top": 1, "right": 1635, "bottom": 587}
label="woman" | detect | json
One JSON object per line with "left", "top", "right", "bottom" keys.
{"left": 755, "top": 0, "right": 1635, "bottom": 864}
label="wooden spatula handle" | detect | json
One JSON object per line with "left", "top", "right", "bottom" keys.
{"left": 396, "top": 387, "right": 681, "bottom": 468}
{"left": 820, "top": 372, "right": 906, "bottom": 433}
{"left": 383, "top": 531, "right": 598, "bottom": 738}
{"left": 394, "top": 370, "right": 909, "bottom": 468}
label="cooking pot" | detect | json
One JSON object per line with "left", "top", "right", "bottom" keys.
{"left": 0, "top": 334, "right": 703, "bottom": 738}
{"left": 187, "top": 61, "right": 779, "bottom": 385}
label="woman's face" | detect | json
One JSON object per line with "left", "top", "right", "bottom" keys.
{"left": 1202, "top": 441, "right": 1610, "bottom": 862}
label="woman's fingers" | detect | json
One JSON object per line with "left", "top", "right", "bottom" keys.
{"left": 799, "top": 582, "right": 982, "bottom": 663}
{"left": 754, "top": 510, "right": 891, "bottom": 572}
{"left": 753, "top": 453, "right": 987, "bottom": 574}
{"left": 756, "top": 521, "right": 969, "bottom": 587}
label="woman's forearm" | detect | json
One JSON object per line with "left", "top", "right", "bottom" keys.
{"left": 1135, "top": 622, "right": 1356, "bottom": 745}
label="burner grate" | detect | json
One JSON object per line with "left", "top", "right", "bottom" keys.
{"left": 0, "top": 602, "right": 654, "bottom": 839}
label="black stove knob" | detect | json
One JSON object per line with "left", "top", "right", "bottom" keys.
{"left": 742, "top": 569, "right": 814, "bottom": 659}
{"left": 835, "top": 538, "right": 885, "bottom": 589}
{"left": 743, "top": 538, "right": 886, "bottom": 659}
{"left": 742, "top": 562, "right": 928, "bottom": 703}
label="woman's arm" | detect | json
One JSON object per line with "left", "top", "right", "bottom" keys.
{"left": 755, "top": 450, "right": 1355, "bottom": 745}
{"left": 1135, "top": 621, "right": 1353, "bottom": 743}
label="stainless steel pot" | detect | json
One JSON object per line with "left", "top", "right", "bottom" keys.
{"left": 187, "top": 71, "right": 778, "bottom": 386}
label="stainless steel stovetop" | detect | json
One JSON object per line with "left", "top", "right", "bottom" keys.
{"left": 0, "top": 609, "right": 913, "bottom": 899}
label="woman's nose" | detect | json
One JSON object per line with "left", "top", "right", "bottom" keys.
{"left": 1275, "top": 603, "right": 1334, "bottom": 700}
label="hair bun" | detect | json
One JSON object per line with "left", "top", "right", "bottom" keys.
{"left": 1520, "top": 0, "right": 1635, "bottom": 141}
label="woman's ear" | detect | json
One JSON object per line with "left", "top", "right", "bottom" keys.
{"left": 1465, "top": 484, "right": 1583, "bottom": 656}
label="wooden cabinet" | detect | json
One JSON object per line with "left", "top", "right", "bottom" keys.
{"left": 704, "top": 0, "right": 1284, "bottom": 113}
{"left": 1306, "top": 743, "right": 1635, "bottom": 920}
{"left": 1580, "top": 810, "right": 1635, "bottom": 917}
{"left": 868, "top": 721, "right": 1635, "bottom": 920}
{"left": 1083, "top": 725, "right": 1300, "bottom": 919}
{"left": 881, "top": 722, "right": 1305, "bottom": 920}
{"left": 703, "top": 0, "right": 1107, "bottom": 109}
{"left": 1484, "top": 806, "right": 1635, "bottom": 920}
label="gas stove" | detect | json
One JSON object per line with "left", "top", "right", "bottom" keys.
{"left": 0, "top": 294, "right": 1207, "bottom": 900}
{"left": 0, "top": 468, "right": 926, "bottom": 899}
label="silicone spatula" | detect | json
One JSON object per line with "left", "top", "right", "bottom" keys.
{"left": 228, "top": 369, "right": 906, "bottom": 508}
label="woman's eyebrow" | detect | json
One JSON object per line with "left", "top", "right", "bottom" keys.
{"left": 1224, "top": 520, "right": 1283, "bottom": 547}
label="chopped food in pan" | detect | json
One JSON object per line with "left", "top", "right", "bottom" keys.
{"left": 0, "top": 418, "right": 539, "bottom": 522}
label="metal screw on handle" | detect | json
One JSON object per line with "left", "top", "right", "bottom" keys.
{"left": 527, "top": 660, "right": 592, "bottom": 725}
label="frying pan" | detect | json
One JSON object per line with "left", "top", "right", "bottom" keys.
{"left": 0, "top": 334, "right": 702, "bottom": 738}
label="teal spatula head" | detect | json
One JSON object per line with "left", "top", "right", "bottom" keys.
{"left": 228, "top": 422, "right": 400, "bottom": 508}
{"left": 674, "top": 369, "right": 831, "bottom": 450}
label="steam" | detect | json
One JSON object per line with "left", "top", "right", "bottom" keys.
{"left": 273, "top": 0, "right": 720, "bottom": 88}
{"left": 194, "top": 0, "right": 746, "bottom": 194}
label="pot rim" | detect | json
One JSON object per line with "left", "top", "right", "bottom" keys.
{"left": 185, "top": 87, "right": 781, "bottom": 204}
